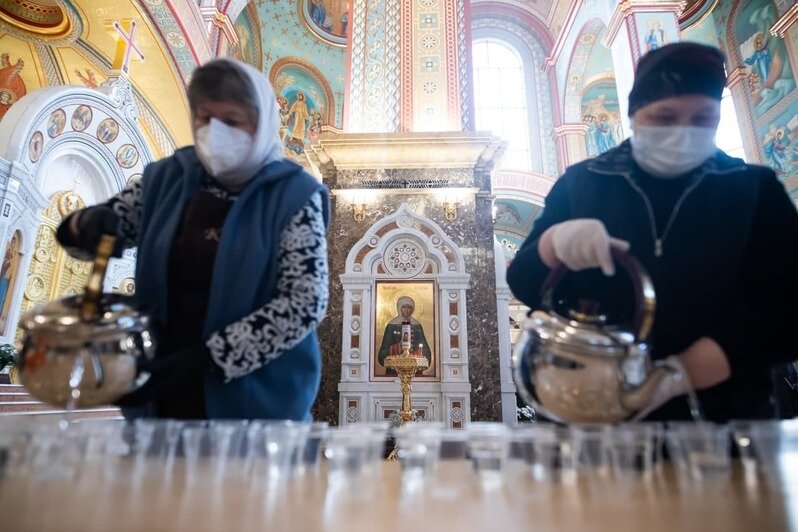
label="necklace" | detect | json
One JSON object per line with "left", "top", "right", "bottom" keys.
{"left": 622, "top": 174, "right": 705, "bottom": 258}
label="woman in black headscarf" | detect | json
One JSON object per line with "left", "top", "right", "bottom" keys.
{"left": 508, "top": 42, "right": 798, "bottom": 422}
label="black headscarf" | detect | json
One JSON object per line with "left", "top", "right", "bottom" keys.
{"left": 628, "top": 42, "right": 727, "bottom": 117}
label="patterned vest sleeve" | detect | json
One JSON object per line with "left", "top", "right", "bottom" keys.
{"left": 206, "top": 190, "right": 329, "bottom": 381}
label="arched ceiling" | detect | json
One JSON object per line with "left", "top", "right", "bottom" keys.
{"left": 471, "top": 0, "right": 564, "bottom": 27}
{"left": 0, "top": 0, "right": 196, "bottom": 154}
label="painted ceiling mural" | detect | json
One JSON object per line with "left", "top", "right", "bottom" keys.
{"left": 0, "top": 0, "right": 194, "bottom": 155}
{"left": 302, "top": 0, "right": 350, "bottom": 46}
{"left": 582, "top": 81, "right": 621, "bottom": 157}
{"left": 709, "top": 0, "right": 798, "bottom": 195}
{"left": 493, "top": 199, "right": 543, "bottom": 265}
{"left": 735, "top": 2, "right": 795, "bottom": 118}
{"left": 252, "top": 0, "right": 346, "bottom": 130}
{"left": 270, "top": 59, "right": 333, "bottom": 157}
{"left": 229, "top": 3, "right": 262, "bottom": 69}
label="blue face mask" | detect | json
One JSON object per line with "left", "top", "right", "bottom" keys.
{"left": 630, "top": 125, "right": 718, "bottom": 178}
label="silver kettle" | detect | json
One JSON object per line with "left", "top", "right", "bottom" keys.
{"left": 512, "top": 248, "right": 674, "bottom": 423}
{"left": 18, "top": 235, "right": 155, "bottom": 408}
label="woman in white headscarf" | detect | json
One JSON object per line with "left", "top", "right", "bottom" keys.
{"left": 57, "top": 58, "right": 330, "bottom": 420}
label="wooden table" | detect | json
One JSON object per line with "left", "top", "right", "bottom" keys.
{"left": 0, "top": 460, "right": 794, "bottom": 532}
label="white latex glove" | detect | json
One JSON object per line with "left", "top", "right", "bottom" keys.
{"left": 550, "top": 219, "right": 630, "bottom": 276}
{"left": 632, "top": 356, "right": 693, "bottom": 421}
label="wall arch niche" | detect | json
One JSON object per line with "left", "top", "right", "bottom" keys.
{"left": 338, "top": 205, "right": 472, "bottom": 429}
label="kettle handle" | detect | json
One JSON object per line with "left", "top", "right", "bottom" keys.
{"left": 539, "top": 247, "right": 656, "bottom": 342}
{"left": 79, "top": 234, "right": 116, "bottom": 322}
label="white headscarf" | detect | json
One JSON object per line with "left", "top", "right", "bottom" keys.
{"left": 396, "top": 296, "right": 416, "bottom": 315}
{"left": 193, "top": 58, "right": 285, "bottom": 183}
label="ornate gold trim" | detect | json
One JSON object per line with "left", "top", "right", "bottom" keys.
{"left": 0, "top": 1, "right": 71, "bottom": 38}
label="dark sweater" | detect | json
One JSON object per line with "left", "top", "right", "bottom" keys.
{"left": 507, "top": 141, "right": 798, "bottom": 422}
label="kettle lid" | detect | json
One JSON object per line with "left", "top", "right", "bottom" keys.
{"left": 20, "top": 294, "right": 148, "bottom": 340}
{"left": 527, "top": 310, "right": 639, "bottom": 354}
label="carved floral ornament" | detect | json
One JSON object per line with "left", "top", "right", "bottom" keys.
{"left": 383, "top": 239, "right": 426, "bottom": 277}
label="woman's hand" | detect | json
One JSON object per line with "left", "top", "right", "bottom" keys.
{"left": 56, "top": 205, "right": 124, "bottom": 257}
{"left": 538, "top": 219, "right": 630, "bottom": 276}
{"left": 678, "top": 337, "right": 731, "bottom": 389}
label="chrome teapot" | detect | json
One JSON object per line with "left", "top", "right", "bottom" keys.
{"left": 512, "top": 248, "right": 675, "bottom": 424}
{"left": 18, "top": 235, "right": 155, "bottom": 408}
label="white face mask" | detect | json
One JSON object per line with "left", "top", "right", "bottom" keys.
{"left": 630, "top": 125, "right": 718, "bottom": 178}
{"left": 194, "top": 118, "right": 254, "bottom": 186}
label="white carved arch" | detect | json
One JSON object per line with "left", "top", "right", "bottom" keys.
{"left": 345, "top": 204, "right": 467, "bottom": 276}
{"left": 338, "top": 204, "right": 472, "bottom": 429}
{"left": 492, "top": 170, "right": 555, "bottom": 206}
{"left": 0, "top": 80, "right": 148, "bottom": 343}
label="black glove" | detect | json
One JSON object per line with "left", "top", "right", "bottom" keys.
{"left": 114, "top": 345, "right": 214, "bottom": 408}
{"left": 56, "top": 205, "right": 124, "bottom": 258}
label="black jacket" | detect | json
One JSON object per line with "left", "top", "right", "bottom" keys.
{"left": 507, "top": 141, "right": 798, "bottom": 421}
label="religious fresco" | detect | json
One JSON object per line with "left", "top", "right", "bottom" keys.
{"left": 734, "top": 1, "right": 795, "bottom": 118}
{"left": 302, "top": 0, "right": 350, "bottom": 46}
{"left": 71, "top": 105, "right": 92, "bottom": 132}
{"left": 271, "top": 63, "right": 331, "bottom": 155}
{"left": 116, "top": 144, "right": 139, "bottom": 169}
{"left": 0, "top": 52, "right": 26, "bottom": 121}
{"left": 493, "top": 199, "right": 543, "bottom": 266}
{"left": 581, "top": 82, "right": 622, "bottom": 157}
{"left": 256, "top": 2, "right": 346, "bottom": 127}
{"left": 97, "top": 118, "right": 120, "bottom": 144}
{"left": 47, "top": 109, "right": 66, "bottom": 138}
{"left": 373, "top": 281, "right": 436, "bottom": 379}
{"left": 0, "top": 231, "right": 22, "bottom": 335}
{"left": 229, "top": 4, "right": 262, "bottom": 69}
{"left": 28, "top": 131, "right": 43, "bottom": 163}
{"left": 640, "top": 17, "right": 669, "bottom": 52}
{"left": 74, "top": 68, "right": 100, "bottom": 88}
{"left": 759, "top": 114, "right": 798, "bottom": 179}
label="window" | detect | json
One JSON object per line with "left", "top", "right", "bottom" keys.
{"left": 472, "top": 39, "right": 532, "bottom": 170}
{"left": 716, "top": 88, "right": 747, "bottom": 161}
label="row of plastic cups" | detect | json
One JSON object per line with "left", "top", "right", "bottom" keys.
{"left": 0, "top": 417, "right": 335, "bottom": 484}
{"left": 392, "top": 420, "right": 798, "bottom": 490}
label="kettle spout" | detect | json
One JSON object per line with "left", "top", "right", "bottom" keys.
{"left": 620, "top": 366, "right": 672, "bottom": 414}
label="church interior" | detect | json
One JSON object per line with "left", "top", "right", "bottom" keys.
{"left": 0, "top": 0, "right": 796, "bottom": 429}
{"left": 2, "top": 2, "right": 798, "bottom": 530}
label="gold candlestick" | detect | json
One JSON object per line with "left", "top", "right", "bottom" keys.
{"left": 385, "top": 347, "right": 429, "bottom": 424}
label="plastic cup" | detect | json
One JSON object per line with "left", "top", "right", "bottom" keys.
{"left": 324, "top": 426, "right": 385, "bottom": 491}
{"left": 675, "top": 422, "right": 731, "bottom": 481}
{"left": 607, "top": 423, "right": 657, "bottom": 481}
{"left": 429, "top": 429, "right": 469, "bottom": 499}
{"left": 467, "top": 422, "right": 510, "bottom": 490}
{"left": 749, "top": 420, "right": 798, "bottom": 493}
{"left": 528, "top": 423, "right": 574, "bottom": 483}
{"left": 395, "top": 422, "right": 443, "bottom": 485}
{"left": 729, "top": 420, "right": 760, "bottom": 477}
{"left": 571, "top": 425, "right": 611, "bottom": 481}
